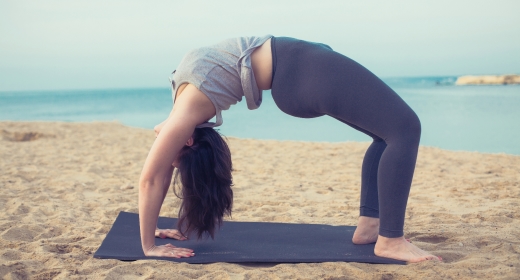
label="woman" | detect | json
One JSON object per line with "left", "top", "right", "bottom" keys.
{"left": 139, "top": 35, "right": 441, "bottom": 262}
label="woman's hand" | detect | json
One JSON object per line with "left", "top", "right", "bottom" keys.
{"left": 155, "top": 228, "right": 188, "bottom": 240}
{"left": 144, "top": 243, "right": 195, "bottom": 258}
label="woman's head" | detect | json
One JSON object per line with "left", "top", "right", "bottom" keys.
{"left": 173, "top": 127, "right": 233, "bottom": 239}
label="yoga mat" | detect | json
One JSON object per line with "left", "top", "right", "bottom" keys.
{"left": 94, "top": 211, "right": 405, "bottom": 264}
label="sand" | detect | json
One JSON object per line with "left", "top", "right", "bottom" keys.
{"left": 455, "top": 74, "right": 520, "bottom": 85}
{"left": 1, "top": 121, "right": 519, "bottom": 279}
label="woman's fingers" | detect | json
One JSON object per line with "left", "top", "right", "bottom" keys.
{"left": 162, "top": 251, "right": 191, "bottom": 258}
{"left": 147, "top": 244, "right": 195, "bottom": 258}
{"left": 171, "top": 230, "right": 188, "bottom": 240}
{"left": 162, "top": 243, "right": 193, "bottom": 252}
{"left": 157, "top": 229, "right": 188, "bottom": 240}
{"left": 174, "top": 247, "right": 194, "bottom": 253}
{"left": 159, "top": 245, "right": 195, "bottom": 258}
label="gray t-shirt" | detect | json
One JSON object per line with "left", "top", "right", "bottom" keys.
{"left": 170, "top": 35, "right": 273, "bottom": 128}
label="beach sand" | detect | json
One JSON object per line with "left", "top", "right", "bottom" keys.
{"left": 1, "top": 121, "right": 519, "bottom": 279}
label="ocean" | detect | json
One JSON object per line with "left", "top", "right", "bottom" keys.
{"left": 1, "top": 76, "right": 519, "bottom": 155}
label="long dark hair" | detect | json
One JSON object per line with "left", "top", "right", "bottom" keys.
{"left": 173, "top": 127, "right": 233, "bottom": 239}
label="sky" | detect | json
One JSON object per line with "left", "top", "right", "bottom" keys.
{"left": 1, "top": 0, "right": 519, "bottom": 91}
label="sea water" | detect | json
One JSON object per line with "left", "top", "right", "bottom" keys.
{"left": 1, "top": 77, "right": 519, "bottom": 155}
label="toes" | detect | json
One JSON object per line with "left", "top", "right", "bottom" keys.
{"left": 424, "top": 255, "right": 441, "bottom": 262}
{"left": 407, "top": 254, "right": 440, "bottom": 263}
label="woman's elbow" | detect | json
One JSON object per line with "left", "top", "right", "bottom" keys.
{"left": 139, "top": 175, "right": 158, "bottom": 191}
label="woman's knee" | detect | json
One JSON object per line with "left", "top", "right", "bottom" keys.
{"left": 408, "top": 112, "right": 421, "bottom": 136}
{"left": 402, "top": 111, "right": 421, "bottom": 143}
{"left": 390, "top": 111, "right": 421, "bottom": 144}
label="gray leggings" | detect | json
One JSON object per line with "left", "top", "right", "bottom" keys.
{"left": 270, "top": 37, "right": 421, "bottom": 238}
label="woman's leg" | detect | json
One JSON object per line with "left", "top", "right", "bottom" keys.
{"left": 328, "top": 103, "right": 422, "bottom": 239}
{"left": 271, "top": 37, "right": 439, "bottom": 262}
{"left": 271, "top": 36, "right": 419, "bottom": 237}
{"left": 332, "top": 119, "right": 386, "bottom": 222}
{"left": 330, "top": 118, "right": 387, "bottom": 244}
{"left": 355, "top": 138, "right": 387, "bottom": 244}
{"left": 359, "top": 139, "right": 386, "bottom": 219}
{"left": 320, "top": 61, "right": 434, "bottom": 262}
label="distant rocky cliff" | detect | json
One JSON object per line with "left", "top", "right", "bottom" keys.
{"left": 456, "top": 75, "right": 520, "bottom": 85}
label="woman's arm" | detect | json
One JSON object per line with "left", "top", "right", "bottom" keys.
{"left": 139, "top": 84, "right": 216, "bottom": 257}
{"left": 153, "top": 165, "right": 188, "bottom": 240}
{"left": 154, "top": 84, "right": 189, "bottom": 137}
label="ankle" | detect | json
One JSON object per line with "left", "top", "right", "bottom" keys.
{"left": 358, "top": 216, "right": 380, "bottom": 226}
{"left": 376, "top": 235, "right": 406, "bottom": 246}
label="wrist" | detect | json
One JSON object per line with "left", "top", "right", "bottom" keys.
{"left": 155, "top": 229, "right": 167, "bottom": 239}
{"left": 143, "top": 243, "right": 156, "bottom": 255}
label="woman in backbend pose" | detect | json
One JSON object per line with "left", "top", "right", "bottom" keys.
{"left": 139, "top": 35, "right": 441, "bottom": 263}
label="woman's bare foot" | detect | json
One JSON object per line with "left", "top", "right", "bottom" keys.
{"left": 352, "top": 216, "right": 379, "bottom": 244}
{"left": 375, "top": 235, "right": 441, "bottom": 263}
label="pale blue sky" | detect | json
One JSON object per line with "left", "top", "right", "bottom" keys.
{"left": 1, "top": 0, "right": 519, "bottom": 91}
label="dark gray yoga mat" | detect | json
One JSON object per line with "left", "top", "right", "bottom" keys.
{"left": 94, "top": 211, "right": 405, "bottom": 264}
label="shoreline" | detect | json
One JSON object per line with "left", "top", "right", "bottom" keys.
{"left": 1, "top": 121, "right": 519, "bottom": 278}
{"left": 2, "top": 120, "right": 518, "bottom": 157}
